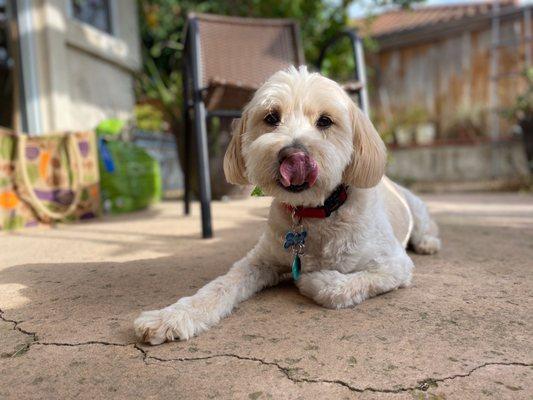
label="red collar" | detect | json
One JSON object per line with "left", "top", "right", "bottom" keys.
{"left": 283, "top": 185, "right": 349, "bottom": 219}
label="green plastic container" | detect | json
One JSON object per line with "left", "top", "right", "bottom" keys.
{"left": 96, "top": 120, "right": 162, "bottom": 214}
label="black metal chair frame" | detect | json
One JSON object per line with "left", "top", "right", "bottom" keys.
{"left": 182, "top": 18, "right": 369, "bottom": 239}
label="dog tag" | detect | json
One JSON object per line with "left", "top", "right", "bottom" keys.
{"left": 292, "top": 255, "right": 302, "bottom": 281}
{"left": 284, "top": 229, "right": 305, "bottom": 281}
{"left": 284, "top": 230, "right": 306, "bottom": 249}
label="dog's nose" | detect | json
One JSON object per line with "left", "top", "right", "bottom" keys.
{"left": 278, "top": 145, "right": 318, "bottom": 188}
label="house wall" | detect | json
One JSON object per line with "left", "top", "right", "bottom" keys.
{"left": 369, "top": 13, "right": 529, "bottom": 139}
{"left": 28, "top": 0, "right": 140, "bottom": 133}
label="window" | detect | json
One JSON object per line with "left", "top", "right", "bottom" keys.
{"left": 71, "top": 0, "right": 112, "bottom": 34}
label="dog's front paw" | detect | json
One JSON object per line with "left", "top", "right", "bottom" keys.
{"left": 134, "top": 303, "right": 199, "bottom": 345}
{"left": 297, "top": 270, "right": 358, "bottom": 309}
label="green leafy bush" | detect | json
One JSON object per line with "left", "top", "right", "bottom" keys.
{"left": 135, "top": 104, "right": 167, "bottom": 132}
{"left": 505, "top": 68, "right": 533, "bottom": 125}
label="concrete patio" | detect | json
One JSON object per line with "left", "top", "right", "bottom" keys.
{"left": 1, "top": 193, "right": 532, "bottom": 399}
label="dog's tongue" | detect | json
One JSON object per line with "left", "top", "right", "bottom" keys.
{"left": 279, "top": 152, "right": 318, "bottom": 188}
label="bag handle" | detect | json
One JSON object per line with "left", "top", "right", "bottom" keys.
{"left": 17, "top": 134, "right": 84, "bottom": 220}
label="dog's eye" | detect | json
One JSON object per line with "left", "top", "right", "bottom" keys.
{"left": 316, "top": 115, "right": 333, "bottom": 129}
{"left": 264, "top": 111, "right": 280, "bottom": 126}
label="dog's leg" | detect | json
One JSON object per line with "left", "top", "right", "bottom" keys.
{"left": 134, "top": 253, "right": 278, "bottom": 345}
{"left": 398, "top": 186, "right": 441, "bottom": 255}
{"left": 296, "top": 254, "right": 413, "bottom": 309}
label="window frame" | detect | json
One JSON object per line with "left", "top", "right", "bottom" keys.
{"left": 68, "top": 0, "right": 115, "bottom": 36}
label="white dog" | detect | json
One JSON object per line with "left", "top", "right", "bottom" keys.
{"left": 135, "top": 66, "right": 441, "bottom": 345}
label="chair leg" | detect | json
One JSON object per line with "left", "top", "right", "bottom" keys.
{"left": 183, "top": 107, "right": 192, "bottom": 215}
{"left": 193, "top": 99, "right": 213, "bottom": 238}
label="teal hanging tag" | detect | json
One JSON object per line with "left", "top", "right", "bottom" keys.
{"left": 284, "top": 229, "right": 306, "bottom": 281}
{"left": 285, "top": 212, "right": 306, "bottom": 281}
{"left": 292, "top": 254, "right": 302, "bottom": 281}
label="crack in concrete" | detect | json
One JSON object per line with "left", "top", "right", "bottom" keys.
{"left": 0, "top": 308, "right": 38, "bottom": 343}
{"left": 411, "top": 362, "right": 532, "bottom": 392}
{"left": 1, "top": 308, "right": 134, "bottom": 354}
{"left": 2, "top": 309, "right": 530, "bottom": 395}
{"left": 36, "top": 341, "right": 133, "bottom": 347}
{"left": 135, "top": 349, "right": 532, "bottom": 394}
{"left": 0, "top": 308, "right": 39, "bottom": 358}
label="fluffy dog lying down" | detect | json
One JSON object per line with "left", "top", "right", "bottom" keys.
{"left": 135, "top": 66, "right": 441, "bottom": 345}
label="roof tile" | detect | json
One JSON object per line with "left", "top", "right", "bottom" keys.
{"left": 355, "top": 0, "right": 519, "bottom": 37}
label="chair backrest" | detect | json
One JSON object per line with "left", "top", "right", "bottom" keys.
{"left": 187, "top": 13, "right": 305, "bottom": 90}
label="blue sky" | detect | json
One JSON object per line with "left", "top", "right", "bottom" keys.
{"left": 348, "top": 0, "right": 533, "bottom": 18}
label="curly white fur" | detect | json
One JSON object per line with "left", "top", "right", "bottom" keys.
{"left": 135, "top": 67, "right": 441, "bottom": 345}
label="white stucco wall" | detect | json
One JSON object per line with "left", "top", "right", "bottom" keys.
{"left": 66, "top": 46, "right": 135, "bottom": 129}
{"left": 29, "top": 0, "right": 140, "bottom": 133}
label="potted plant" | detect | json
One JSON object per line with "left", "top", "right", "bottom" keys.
{"left": 445, "top": 104, "right": 486, "bottom": 143}
{"left": 385, "top": 107, "right": 432, "bottom": 146}
{"left": 506, "top": 68, "right": 533, "bottom": 170}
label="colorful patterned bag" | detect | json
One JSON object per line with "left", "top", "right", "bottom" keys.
{"left": 0, "top": 128, "right": 100, "bottom": 230}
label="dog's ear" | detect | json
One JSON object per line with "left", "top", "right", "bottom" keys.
{"left": 343, "top": 102, "right": 387, "bottom": 188}
{"left": 223, "top": 114, "right": 249, "bottom": 185}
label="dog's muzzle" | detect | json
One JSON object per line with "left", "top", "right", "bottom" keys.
{"left": 278, "top": 145, "right": 318, "bottom": 192}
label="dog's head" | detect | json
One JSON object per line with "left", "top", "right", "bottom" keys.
{"left": 224, "top": 66, "right": 386, "bottom": 206}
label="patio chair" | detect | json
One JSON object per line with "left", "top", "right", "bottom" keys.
{"left": 182, "top": 13, "right": 369, "bottom": 238}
